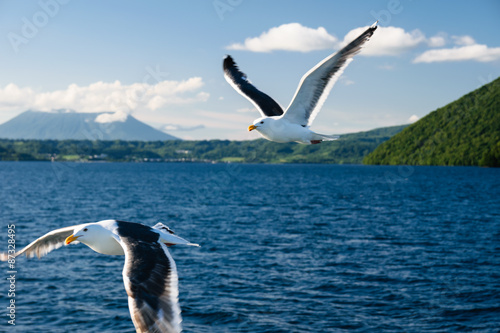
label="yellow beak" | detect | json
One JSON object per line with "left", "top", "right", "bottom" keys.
{"left": 248, "top": 125, "right": 257, "bottom": 131}
{"left": 65, "top": 234, "right": 81, "bottom": 245}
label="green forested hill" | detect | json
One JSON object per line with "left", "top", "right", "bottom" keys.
{"left": 364, "top": 77, "right": 500, "bottom": 167}
{"left": 0, "top": 125, "right": 407, "bottom": 164}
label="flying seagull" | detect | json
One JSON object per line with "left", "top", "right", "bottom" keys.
{"left": 223, "top": 22, "right": 378, "bottom": 144}
{"left": 0, "top": 220, "right": 199, "bottom": 333}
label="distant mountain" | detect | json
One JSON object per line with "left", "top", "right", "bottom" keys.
{"left": 0, "top": 124, "right": 408, "bottom": 163}
{"left": 364, "top": 77, "right": 500, "bottom": 167}
{"left": 0, "top": 110, "right": 179, "bottom": 141}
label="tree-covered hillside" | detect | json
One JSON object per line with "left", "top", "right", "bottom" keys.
{"left": 364, "top": 77, "right": 500, "bottom": 167}
{"left": 0, "top": 125, "right": 407, "bottom": 164}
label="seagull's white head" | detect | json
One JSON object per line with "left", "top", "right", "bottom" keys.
{"left": 248, "top": 116, "right": 289, "bottom": 142}
{"left": 65, "top": 223, "right": 123, "bottom": 255}
{"left": 65, "top": 223, "right": 101, "bottom": 245}
{"left": 248, "top": 117, "right": 269, "bottom": 132}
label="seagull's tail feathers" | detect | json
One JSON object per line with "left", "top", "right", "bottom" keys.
{"left": 314, "top": 133, "right": 339, "bottom": 141}
{"left": 302, "top": 132, "right": 339, "bottom": 144}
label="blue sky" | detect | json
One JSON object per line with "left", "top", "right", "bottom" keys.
{"left": 0, "top": 0, "right": 499, "bottom": 140}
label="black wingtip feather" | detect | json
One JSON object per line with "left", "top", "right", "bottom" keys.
{"left": 223, "top": 55, "right": 236, "bottom": 70}
{"left": 222, "top": 54, "right": 284, "bottom": 117}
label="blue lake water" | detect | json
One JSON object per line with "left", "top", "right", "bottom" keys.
{"left": 0, "top": 162, "right": 499, "bottom": 332}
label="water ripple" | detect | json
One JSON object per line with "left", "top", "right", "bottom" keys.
{"left": 0, "top": 163, "right": 498, "bottom": 332}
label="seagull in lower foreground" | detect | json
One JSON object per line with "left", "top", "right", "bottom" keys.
{"left": 0, "top": 220, "right": 199, "bottom": 333}
{"left": 223, "top": 22, "right": 377, "bottom": 144}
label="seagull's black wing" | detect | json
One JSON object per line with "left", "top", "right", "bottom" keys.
{"left": 223, "top": 55, "right": 284, "bottom": 117}
{"left": 117, "top": 221, "right": 182, "bottom": 333}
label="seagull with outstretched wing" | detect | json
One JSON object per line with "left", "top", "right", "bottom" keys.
{"left": 0, "top": 220, "right": 199, "bottom": 333}
{"left": 223, "top": 22, "right": 377, "bottom": 144}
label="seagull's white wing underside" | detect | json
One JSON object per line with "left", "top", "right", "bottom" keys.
{"left": 0, "top": 224, "right": 81, "bottom": 260}
{"left": 283, "top": 23, "right": 377, "bottom": 127}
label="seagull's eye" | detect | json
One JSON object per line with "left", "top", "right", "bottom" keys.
{"left": 83, "top": 228, "right": 88, "bottom": 232}
{"left": 260, "top": 121, "right": 264, "bottom": 124}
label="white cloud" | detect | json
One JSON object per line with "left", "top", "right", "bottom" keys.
{"left": 160, "top": 124, "right": 205, "bottom": 132}
{"left": 227, "top": 23, "right": 430, "bottom": 56}
{"left": 452, "top": 35, "right": 475, "bottom": 46}
{"left": 426, "top": 33, "right": 476, "bottom": 48}
{"left": 0, "top": 78, "right": 209, "bottom": 113}
{"left": 408, "top": 115, "right": 419, "bottom": 123}
{"left": 342, "top": 26, "right": 426, "bottom": 56}
{"left": 95, "top": 110, "right": 128, "bottom": 123}
{"left": 428, "top": 33, "right": 447, "bottom": 47}
{"left": 413, "top": 43, "right": 500, "bottom": 63}
{"left": 226, "top": 23, "right": 338, "bottom": 53}
{"left": 414, "top": 33, "right": 500, "bottom": 63}
{"left": 0, "top": 83, "right": 36, "bottom": 108}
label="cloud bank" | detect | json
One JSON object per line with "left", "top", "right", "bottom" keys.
{"left": 341, "top": 26, "right": 426, "bottom": 56}
{"left": 226, "top": 23, "right": 500, "bottom": 64}
{"left": 226, "top": 23, "right": 338, "bottom": 53}
{"left": 226, "top": 23, "right": 426, "bottom": 56}
{"left": 0, "top": 78, "right": 209, "bottom": 113}
{"left": 414, "top": 35, "right": 500, "bottom": 63}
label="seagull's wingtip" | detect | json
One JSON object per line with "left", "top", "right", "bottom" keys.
{"left": 223, "top": 55, "right": 236, "bottom": 67}
{"left": 371, "top": 21, "right": 378, "bottom": 28}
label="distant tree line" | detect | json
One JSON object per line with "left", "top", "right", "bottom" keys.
{"left": 0, "top": 127, "right": 402, "bottom": 164}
